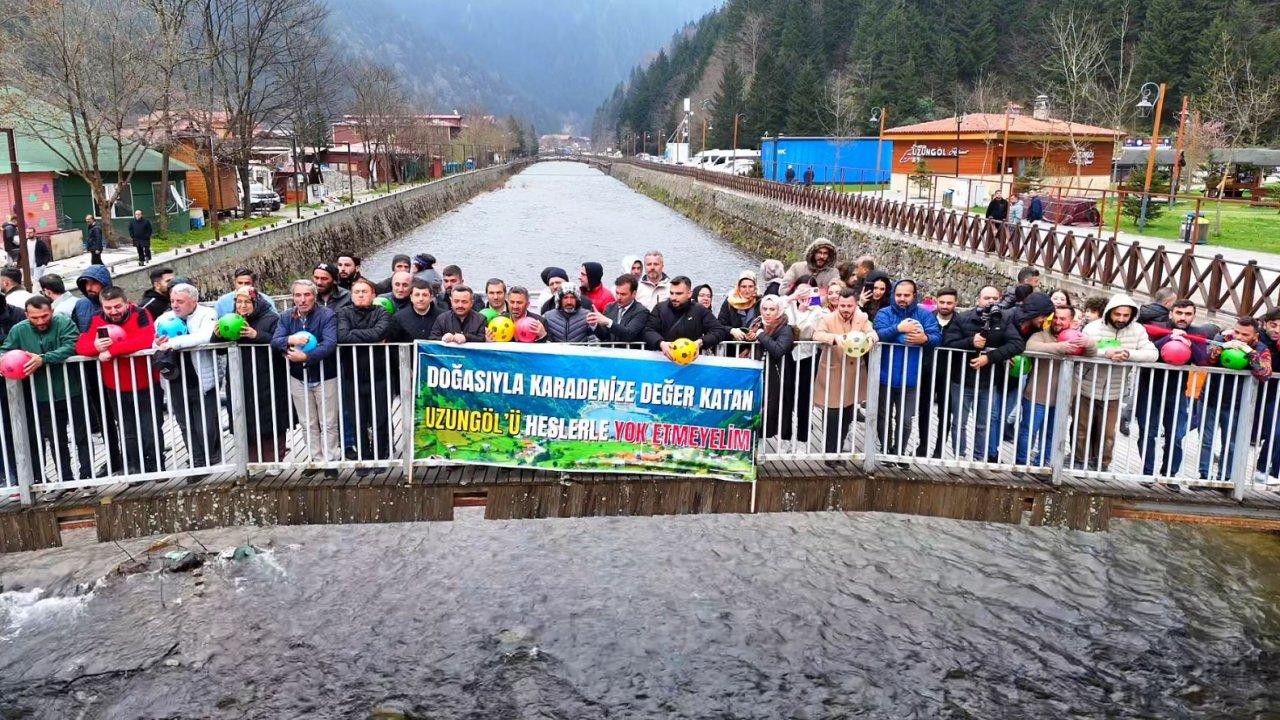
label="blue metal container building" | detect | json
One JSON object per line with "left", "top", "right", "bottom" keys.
{"left": 759, "top": 137, "right": 893, "bottom": 185}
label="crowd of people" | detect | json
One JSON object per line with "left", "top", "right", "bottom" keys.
{"left": 0, "top": 236, "right": 1276, "bottom": 489}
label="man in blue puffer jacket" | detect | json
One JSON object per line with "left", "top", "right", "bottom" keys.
{"left": 72, "top": 264, "right": 113, "bottom": 332}
{"left": 872, "top": 279, "right": 942, "bottom": 457}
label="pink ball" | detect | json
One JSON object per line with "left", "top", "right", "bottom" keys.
{"left": 1161, "top": 339, "right": 1192, "bottom": 365}
{"left": 0, "top": 350, "right": 31, "bottom": 380}
{"left": 106, "top": 324, "right": 126, "bottom": 343}
{"left": 514, "top": 317, "right": 541, "bottom": 343}
{"left": 1056, "top": 328, "right": 1085, "bottom": 355}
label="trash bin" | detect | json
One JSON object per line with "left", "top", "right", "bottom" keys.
{"left": 1181, "top": 212, "right": 1210, "bottom": 244}
{"left": 942, "top": 189, "right": 954, "bottom": 208}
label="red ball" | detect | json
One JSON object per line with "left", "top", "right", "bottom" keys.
{"left": 0, "top": 350, "right": 31, "bottom": 380}
{"left": 1160, "top": 339, "right": 1192, "bottom": 365}
{"left": 1056, "top": 328, "right": 1085, "bottom": 356}
{"left": 105, "top": 324, "right": 126, "bottom": 343}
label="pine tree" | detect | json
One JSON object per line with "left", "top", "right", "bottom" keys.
{"left": 785, "top": 61, "right": 830, "bottom": 135}
{"left": 710, "top": 59, "right": 746, "bottom": 149}
{"left": 1135, "top": 0, "right": 1217, "bottom": 120}
{"left": 745, "top": 49, "right": 788, "bottom": 144}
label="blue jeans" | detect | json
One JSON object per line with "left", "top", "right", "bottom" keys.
{"left": 1015, "top": 399, "right": 1055, "bottom": 466}
{"left": 948, "top": 383, "right": 1007, "bottom": 460}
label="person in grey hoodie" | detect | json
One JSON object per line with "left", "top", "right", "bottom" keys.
{"left": 780, "top": 238, "right": 839, "bottom": 293}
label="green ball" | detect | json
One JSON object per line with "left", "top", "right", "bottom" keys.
{"left": 374, "top": 297, "right": 395, "bottom": 313}
{"left": 1096, "top": 338, "right": 1122, "bottom": 352}
{"left": 1220, "top": 347, "right": 1249, "bottom": 370}
{"left": 1008, "top": 354, "right": 1032, "bottom": 377}
{"left": 479, "top": 307, "right": 499, "bottom": 323}
{"left": 216, "top": 313, "right": 247, "bottom": 341}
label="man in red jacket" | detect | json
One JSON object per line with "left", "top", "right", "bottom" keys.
{"left": 76, "top": 287, "right": 164, "bottom": 476}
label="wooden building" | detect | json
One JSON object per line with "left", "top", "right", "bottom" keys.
{"left": 883, "top": 110, "right": 1124, "bottom": 206}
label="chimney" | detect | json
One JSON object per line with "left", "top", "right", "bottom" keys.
{"left": 1032, "top": 94, "right": 1051, "bottom": 120}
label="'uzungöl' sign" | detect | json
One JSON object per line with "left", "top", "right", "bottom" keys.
{"left": 414, "top": 343, "right": 764, "bottom": 481}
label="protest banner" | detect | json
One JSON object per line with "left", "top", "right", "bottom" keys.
{"left": 414, "top": 342, "right": 763, "bottom": 481}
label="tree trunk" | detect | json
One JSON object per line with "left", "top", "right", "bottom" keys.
{"left": 239, "top": 164, "right": 252, "bottom": 218}
{"left": 158, "top": 148, "right": 171, "bottom": 237}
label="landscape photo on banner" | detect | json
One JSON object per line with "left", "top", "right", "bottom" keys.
{"left": 414, "top": 343, "right": 764, "bottom": 481}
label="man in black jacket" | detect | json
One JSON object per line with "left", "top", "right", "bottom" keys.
{"left": 2, "top": 215, "right": 18, "bottom": 264}
{"left": 83, "top": 214, "right": 104, "bottom": 265}
{"left": 429, "top": 283, "right": 486, "bottom": 344}
{"left": 128, "top": 210, "right": 153, "bottom": 265}
{"left": 984, "top": 192, "right": 1009, "bottom": 221}
{"left": 589, "top": 274, "right": 648, "bottom": 345}
{"left": 390, "top": 279, "right": 440, "bottom": 341}
{"left": 138, "top": 266, "right": 175, "bottom": 320}
{"left": 504, "top": 286, "right": 546, "bottom": 343}
{"left": 942, "top": 285, "right": 1027, "bottom": 461}
{"left": 643, "top": 275, "right": 725, "bottom": 360}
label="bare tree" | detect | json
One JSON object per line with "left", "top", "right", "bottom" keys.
{"left": 1042, "top": 7, "right": 1107, "bottom": 182}
{"left": 3, "top": 0, "right": 159, "bottom": 245}
{"left": 737, "top": 14, "right": 767, "bottom": 78}
{"left": 1087, "top": 3, "right": 1138, "bottom": 134}
{"left": 196, "top": 0, "right": 329, "bottom": 213}
{"left": 1198, "top": 33, "right": 1280, "bottom": 147}
{"left": 348, "top": 61, "right": 410, "bottom": 190}
{"left": 821, "top": 70, "right": 864, "bottom": 187}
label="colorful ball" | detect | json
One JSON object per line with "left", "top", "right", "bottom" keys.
{"left": 1008, "top": 355, "right": 1032, "bottom": 377}
{"left": 1160, "top": 340, "right": 1192, "bottom": 365}
{"left": 105, "top": 324, "right": 127, "bottom": 343}
{"left": 1056, "top": 328, "right": 1085, "bottom": 356}
{"left": 374, "top": 297, "right": 395, "bottom": 314}
{"left": 1220, "top": 347, "right": 1249, "bottom": 370}
{"left": 514, "top": 317, "right": 541, "bottom": 343}
{"left": 670, "top": 338, "right": 698, "bottom": 365}
{"left": 1096, "top": 338, "right": 1121, "bottom": 352}
{"left": 843, "top": 331, "right": 869, "bottom": 358}
{"left": 155, "top": 316, "right": 189, "bottom": 338}
{"left": 297, "top": 331, "right": 318, "bottom": 353}
{"left": 488, "top": 315, "right": 515, "bottom": 342}
{"left": 0, "top": 350, "right": 31, "bottom": 379}
{"left": 479, "top": 307, "right": 499, "bottom": 323}
{"left": 216, "top": 313, "right": 247, "bottom": 341}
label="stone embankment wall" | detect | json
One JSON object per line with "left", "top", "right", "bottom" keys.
{"left": 111, "top": 161, "right": 532, "bottom": 298}
{"left": 610, "top": 163, "right": 1118, "bottom": 305}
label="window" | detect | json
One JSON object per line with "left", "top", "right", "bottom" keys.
{"left": 101, "top": 182, "right": 134, "bottom": 218}
{"left": 150, "top": 181, "right": 190, "bottom": 214}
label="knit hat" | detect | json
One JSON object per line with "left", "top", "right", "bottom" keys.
{"left": 314, "top": 263, "right": 339, "bottom": 282}
{"left": 582, "top": 261, "right": 604, "bottom": 290}
{"left": 413, "top": 253, "right": 436, "bottom": 270}
{"left": 1020, "top": 291, "right": 1056, "bottom": 320}
{"left": 540, "top": 266, "right": 568, "bottom": 286}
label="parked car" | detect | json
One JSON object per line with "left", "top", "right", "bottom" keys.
{"left": 1042, "top": 196, "right": 1101, "bottom": 226}
{"left": 246, "top": 183, "right": 281, "bottom": 212}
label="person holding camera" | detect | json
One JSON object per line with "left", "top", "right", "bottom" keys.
{"left": 942, "top": 285, "right": 1024, "bottom": 461}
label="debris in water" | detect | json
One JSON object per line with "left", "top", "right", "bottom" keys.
{"left": 163, "top": 551, "right": 203, "bottom": 573}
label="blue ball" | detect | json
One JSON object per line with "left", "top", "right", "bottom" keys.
{"left": 298, "top": 331, "right": 317, "bottom": 353}
{"left": 155, "top": 316, "right": 189, "bottom": 338}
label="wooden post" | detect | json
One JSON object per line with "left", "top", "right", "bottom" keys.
{"left": 999, "top": 102, "right": 1012, "bottom": 196}
{"left": 1168, "top": 95, "right": 1189, "bottom": 204}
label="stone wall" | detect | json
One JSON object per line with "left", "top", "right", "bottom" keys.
{"left": 110, "top": 161, "right": 532, "bottom": 298}
{"left": 610, "top": 162, "right": 1124, "bottom": 307}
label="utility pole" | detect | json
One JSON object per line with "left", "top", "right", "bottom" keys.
{"left": 870, "top": 107, "right": 888, "bottom": 199}
{"left": 2, "top": 128, "right": 31, "bottom": 291}
{"left": 998, "top": 102, "right": 1012, "bottom": 195}
{"left": 208, "top": 134, "right": 222, "bottom": 243}
{"left": 291, "top": 135, "right": 302, "bottom": 219}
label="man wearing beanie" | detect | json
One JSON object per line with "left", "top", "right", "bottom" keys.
{"left": 578, "top": 261, "right": 615, "bottom": 313}
{"left": 375, "top": 254, "right": 412, "bottom": 294}
{"left": 313, "top": 263, "right": 351, "bottom": 310}
{"left": 413, "top": 253, "right": 443, "bottom": 288}
{"left": 537, "top": 266, "right": 569, "bottom": 314}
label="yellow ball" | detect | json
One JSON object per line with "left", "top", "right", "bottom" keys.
{"left": 843, "top": 331, "right": 868, "bottom": 358}
{"left": 488, "top": 315, "right": 515, "bottom": 342}
{"left": 670, "top": 337, "right": 698, "bottom": 365}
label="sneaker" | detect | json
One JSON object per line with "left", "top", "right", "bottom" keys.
{"left": 1118, "top": 421, "right": 1130, "bottom": 437}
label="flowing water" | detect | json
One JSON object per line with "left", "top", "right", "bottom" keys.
{"left": 3, "top": 162, "right": 1280, "bottom": 718}
{"left": 362, "top": 161, "right": 757, "bottom": 297}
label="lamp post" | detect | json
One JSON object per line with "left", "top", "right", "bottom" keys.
{"left": 870, "top": 106, "right": 887, "bottom": 198}
{"left": 732, "top": 114, "right": 745, "bottom": 174}
{"left": 1, "top": 128, "right": 31, "bottom": 291}
{"left": 642, "top": 132, "right": 650, "bottom": 156}
{"left": 1135, "top": 81, "right": 1167, "bottom": 231}
{"left": 1168, "top": 95, "right": 1190, "bottom": 206}
{"left": 700, "top": 99, "right": 712, "bottom": 155}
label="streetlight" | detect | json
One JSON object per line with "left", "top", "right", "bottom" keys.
{"left": 700, "top": 99, "right": 712, "bottom": 154}
{"left": 870, "top": 107, "right": 887, "bottom": 198}
{"left": 731, "top": 114, "right": 745, "bottom": 174}
{"left": 1135, "top": 81, "right": 1167, "bottom": 231}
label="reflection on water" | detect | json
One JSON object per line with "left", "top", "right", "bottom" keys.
{"left": 2, "top": 512, "right": 1279, "bottom": 718}
{"left": 363, "top": 161, "right": 758, "bottom": 296}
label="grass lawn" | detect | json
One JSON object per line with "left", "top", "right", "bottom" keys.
{"left": 834, "top": 183, "right": 889, "bottom": 193}
{"left": 1098, "top": 198, "right": 1280, "bottom": 255}
{"left": 152, "top": 215, "right": 283, "bottom": 254}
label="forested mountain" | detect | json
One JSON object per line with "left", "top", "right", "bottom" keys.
{"left": 326, "top": 0, "right": 721, "bottom": 133}
{"left": 594, "top": 0, "right": 1280, "bottom": 149}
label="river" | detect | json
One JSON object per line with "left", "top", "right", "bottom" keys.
{"left": 3, "top": 162, "right": 1280, "bottom": 718}
{"left": 363, "top": 161, "right": 758, "bottom": 297}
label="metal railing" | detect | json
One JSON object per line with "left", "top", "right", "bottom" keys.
{"left": 611, "top": 158, "right": 1279, "bottom": 319}
{"left": 3, "top": 338, "right": 1276, "bottom": 504}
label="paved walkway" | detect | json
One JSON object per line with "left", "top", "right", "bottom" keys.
{"left": 877, "top": 191, "right": 1280, "bottom": 270}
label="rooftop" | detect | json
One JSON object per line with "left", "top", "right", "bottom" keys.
{"left": 885, "top": 113, "right": 1125, "bottom": 140}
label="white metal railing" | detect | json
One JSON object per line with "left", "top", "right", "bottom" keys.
{"left": 3, "top": 337, "right": 1276, "bottom": 504}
